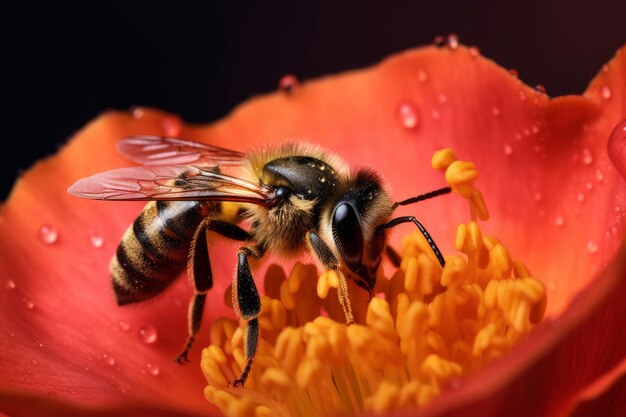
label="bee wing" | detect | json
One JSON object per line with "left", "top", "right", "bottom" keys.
{"left": 68, "top": 165, "right": 273, "bottom": 205}
{"left": 116, "top": 135, "right": 245, "bottom": 166}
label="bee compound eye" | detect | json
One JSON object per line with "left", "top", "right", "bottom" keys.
{"left": 332, "top": 202, "right": 364, "bottom": 269}
{"left": 276, "top": 186, "right": 291, "bottom": 199}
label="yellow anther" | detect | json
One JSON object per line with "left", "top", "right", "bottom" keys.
{"left": 279, "top": 281, "right": 296, "bottom": 310}
{"left": 201, "top": 147, "right": 547, "bottom": 417}
{"left": 432, "top": 148, "right": 458, "bottom": 170}
{"left": 368, "top": 381, "right": 400, "bottom": 414}
{"left": 261, "top": 367, "right": 291, "bottom": 391}
{"left": 421, "top": 354, "right": 462, "bottom": 386}
{"left": 441, "top": 255, "right": 468, "bottom": 286}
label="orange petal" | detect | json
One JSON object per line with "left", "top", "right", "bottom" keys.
{"left": 1, "top": 42, "right": 625, "bottom": 416}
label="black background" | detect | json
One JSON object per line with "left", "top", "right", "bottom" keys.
{"left": 2, "top": 1, "right": 625, "bottom": 200}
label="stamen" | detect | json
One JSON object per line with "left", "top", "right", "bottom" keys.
{"left": 201, "top": 148, "right": 547, "bottom": 416}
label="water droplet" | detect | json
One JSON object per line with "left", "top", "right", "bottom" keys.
{"left": 90, "top": 234, "right": 104, "bottom": 248}
{"left": 446, "top": 34, "right": 459, "bottom": 50}
{"left": 38, "top": 225, "right": 58, "bottom": 244}
{"left": 468, "top": 46, "right": 480, "bottom": 58}
{"left": 503, "top": 144, "right": 513, "bottom": 156}
{"left": 131, "top": 107, "right": 144, "bottom": 119}
{"left": 438, "top": 93, "right": 448, "bottom": 104}
{"left": 102, "top": 353, "right": 116, "bottom": 366}
{"left": 146, "top": 362, "right": 160, "bottom": 376}
{"left": 508, "top": 69, "right": 519, "bottom": 78}
{"left": 162, "top": 117, "right": 181, "bottom": 137}
{"left": 531, "top": 124, "right": 540, "bottom": 134}
{"left": 555, "top": 214, "right": 565, "bottom": 227}
{"left": 576, "top": 192, "right": 585, "bottom": 203}
{"left": 7, "top": 330, "right": 15, "bottom": 337}
{"left": 587, "top": 240, "right": 598, "bottom": 254}
{"left": 31, "top": 359, "right": 38, "bottom": 365}
{"left": 610, "top": 226, "right": 619, "bottom": 236}
{"left": 417, "top": 69, "right": 428, "bottom": 82}
{"left": 22, "top": 298, "right": 35, "bottom": 310}
{"left": 581, "top": 148, "right": 594, "bottom": 165}
{"left": 398, "top": 102, "right": 419, "bottom": 129}
{"left": 431, "top": 110, "right": 441, "bottom": 120}
{"left": 615, "top": 205, "right": 622, "bottom": 213}
{"left": 523, "top": 128, "right": 531, "bottom": 137}
{"left": 6, "top": 279, "right": 16, "bottom": 289}
{"left": 491, "top": 106, "right": 501, "bottom": 117}
{"left": 514, "top": 132, "right": 522, "bottom": 141}
{"left": 118, "top": 321, "right": 130, "bottom": 332}
{"left": 585, "top": 181, "right": 594, "bottom": 191}
{"left": 138, "top": 325, "right": 158, "bottom": 344}
{"left": 518, "top": 90, "right": 527, "bottom": 101}
{"left": 534, "top": 84, "right": 547, "bottom": 94}
{"left": 601, "top": 85, "right": 612, "bottom": 100}
{"left": 596, "top": 169, "right": 605, "bottom": 182}
{"left": 533, "top": 192, "right": 543, "bottom": 202}
{"left": 278, "top": 74, "right": 299, "bottom": 94}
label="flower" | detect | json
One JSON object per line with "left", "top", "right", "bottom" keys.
{"left": 1, "top": 42, "right": 626, "bottom": 416}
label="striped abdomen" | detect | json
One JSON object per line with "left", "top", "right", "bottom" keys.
{"left": 111, "top": 200, "right": 215, "bottom": 305}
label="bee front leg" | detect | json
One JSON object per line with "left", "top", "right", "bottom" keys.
{"left": 232, "top": 245, "right": 264, "bottom": 387}
{"left": 174, "top": 219, "right": 251, "bottom": 364}
{"left": 306, "top": 231, "right": 354, "bottom": 325}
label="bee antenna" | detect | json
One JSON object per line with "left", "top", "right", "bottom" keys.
{"left": 392, "top": 187, "right": 451, "bottom": 210}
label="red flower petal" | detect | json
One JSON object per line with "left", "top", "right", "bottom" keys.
{"left": 1, "top": 43, "right": 625, "bottom": 416}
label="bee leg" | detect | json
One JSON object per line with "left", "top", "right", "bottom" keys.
{"left": 231, "top": 245, "right": 264, "bottom": 387}
{"left": 174, "top": 219, "right": 251, "bottom": 364}
{"left": 306, "top": 231, "right": 354, "bottom": 325}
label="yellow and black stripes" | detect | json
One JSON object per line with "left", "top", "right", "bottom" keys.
{"left": 111, "top": 200, "right": 214, "bottom": 305}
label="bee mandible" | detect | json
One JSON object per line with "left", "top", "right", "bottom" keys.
{"left": 68, "top": 136, "right": 450, "bottom": 386}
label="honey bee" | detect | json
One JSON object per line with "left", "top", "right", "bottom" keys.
{"left": 68, "top": 136, "right": 450, "bottom": 386}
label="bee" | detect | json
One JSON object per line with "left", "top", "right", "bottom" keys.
{"left": 68, "top": 136, "right": 450, "bottom": 386}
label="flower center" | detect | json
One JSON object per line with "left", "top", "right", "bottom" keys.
{"left": 201, "top": 149, "right": 546, "bottom": 416}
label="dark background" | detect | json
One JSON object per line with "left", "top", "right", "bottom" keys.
{"left": 2, "top": 1, "right": 625, "bottom": 200}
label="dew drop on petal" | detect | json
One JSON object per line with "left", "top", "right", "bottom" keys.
{"left": 38, "top": 225, "right": 58, "bottom": 244}
{"left": 600, "top": 85, "right": 612, "bottom": 100}
{"left": 468, "top": 46, "right": 480, "bottom": 58}
{"left": 131, "top": 107, "right": 144, "bottom": 119}
{"left": 581, "top": 148, "right": 594, "bottom": 165}
{"left": 22, "top": 298, "right": 35, "bottom": 310}
{"left": 102, "top": 353, "right": 116, "bottom": 366}
{"left": 6, "top": 279, "right": 16, "bottom": 289}
{"left": 491, "top": 106, "right": 501, "bottom": 117}
{"left": 438, "top": 93, "right": 448, "bottom": 104}
{"left": 417, "top": 69, "right": 428, "bottom": 82}
{"left": 610, "top": 226, "right": 619, "bottom": 236}
{"left": 146, "top": 362, "right": 160, "bottom": 376}
{"left": 555, "top": 213, "right": 565, "bottom": 227}
{"left": 278, "top": 74, "right": 300, "bottom": 94}
{"left": 585, "top": 181, "right": 594, "bottom": 191}
{"left": 596, "top": 169, "right": 605, "bottom": 182}
{"left": 446, "top": 33, "right": 459, "bottom": 50}
{"left": 431, "top": 110, "right": 441, "bottom": 120}
{"left": 503, "top": 144, "right": 513, "bottom": 156}
{"left": 587, "top": 240, "right": 598, "bottom": 254}
{"left": 533, "top": 192, "right": 542, "bottom": 202}
{"left": 518, "top": 90, "right": 527, "bottom": 101}
{"left": 398, "top": 102, "right": 419, "bottom": 129}
{"left": 162, "top": 117, "right": 181, "bottom": 137}
{"left": 576, "top": 192, "right": 585, "bottom": 203}
{"left": 531, "top": 124, "right": 540, "bottom": 134}
{"left": 509, "top": 69, "right": 519, "bottom": 78}
{"left": 118, "top": 321, "right": 130, "bottom": 332}
{"left": 138, "top": 325, "right": 158, "bottom": 344}
{"left": 90, "top": 234, "right": 104, "bottom": 249}
{"left": 534, "top": 84, "right": 547, "bottom": 94}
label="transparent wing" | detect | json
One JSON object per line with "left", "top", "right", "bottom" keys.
{"left": 116, "top": 135, "right": 245, "bottom": 166}
{"left": 68, "top": 165, "right": 273, "bottom": 205}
